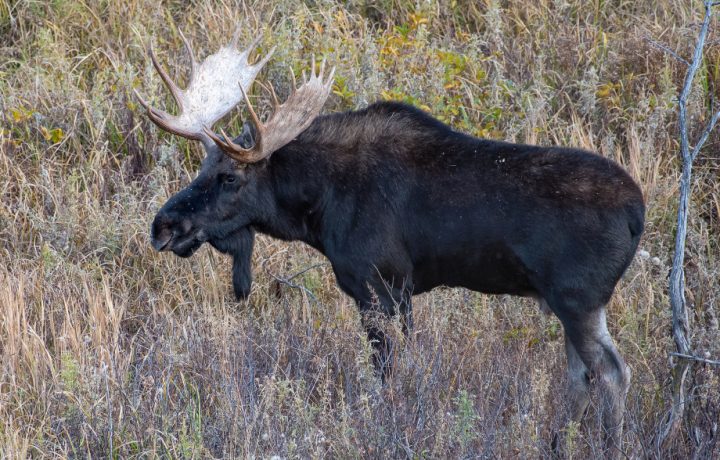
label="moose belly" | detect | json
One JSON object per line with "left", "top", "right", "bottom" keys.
{"left": 412, "top": 241, "right": 536, "bottom": 296}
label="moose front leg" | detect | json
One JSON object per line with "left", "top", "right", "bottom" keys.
{"left": 357, "top": 279, "right": 414, "bottom": 383}
{"left": 359, "top": 307, "right": 394, "bottom": 382}
{"left": 209, "top": 227, "right": 255, "bottom": 300}
{"left": 333, "top": 257, "right": 414, "bottom": 382}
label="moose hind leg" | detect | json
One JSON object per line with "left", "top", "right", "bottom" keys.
{"left": 552, "top": 334, "right": 591, "bottom": 456}
{"left": 563, "top": 307, "right": 631, "bottom": 457}
{"left": 565, "top": 335, "right": 591, "bottom": 423}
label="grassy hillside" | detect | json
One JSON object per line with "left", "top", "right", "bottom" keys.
{"left": 1, "top": 0, "right": 719, "bottom": 457}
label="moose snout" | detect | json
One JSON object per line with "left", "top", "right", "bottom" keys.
{"left": 150, "top": 212, "right": 193, "bottom": 252}
{"left": 150, "top": 213, "right": 174, "bottom": 251}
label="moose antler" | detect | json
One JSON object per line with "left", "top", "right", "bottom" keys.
{"left": 134, "top": 29, "right": 274, "bottom": 141}
{"left": 136, "top": 30, "right": 335, "bottom": 163}
{"left": 203, "top": 56, "right": 335, "bottom": 163}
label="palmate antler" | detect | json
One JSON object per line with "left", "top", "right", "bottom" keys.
{"left": 136, "top": 29, "right": 335, "bottom": 163}
{"left": 204, "top": 57, "right": 335, "bottom": 162}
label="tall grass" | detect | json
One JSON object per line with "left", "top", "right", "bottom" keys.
{"left": 1, "top": 0, "right": 718, "bottom": 457}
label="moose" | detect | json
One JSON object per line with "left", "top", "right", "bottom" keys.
{"left": 136, "top": 31, "right": 645, "bottom": 456}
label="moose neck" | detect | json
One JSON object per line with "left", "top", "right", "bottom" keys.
{"left": 245, "top": 102, "right": 465, "bottom": 255}
{"left": 251, "top": 144, "right": 332, "bottom": 253}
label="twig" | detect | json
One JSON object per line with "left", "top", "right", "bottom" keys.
{"left": 678, "top": 2, "right": 715, "bottom": 162}
{"left": 690, "top": 108, "right": 720, "bottom": 161}
{"left": 285, "top": 262, "right": 327, "bottom": 281}
{"left": 643, "top": 36, "right": 691, "bottom": 66}
{"left": 270, "top": 273, "right": 320, "bottom": 305}
{"left": 670, "top": 352, "right": 720, "bottom": 366}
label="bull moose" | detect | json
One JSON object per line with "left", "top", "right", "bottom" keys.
{"left": 136, "top": 31, "right": 645, "bottom": 456}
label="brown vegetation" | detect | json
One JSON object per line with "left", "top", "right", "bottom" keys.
{"left": 1, "top": 0, "right": 718, "bottom": 457}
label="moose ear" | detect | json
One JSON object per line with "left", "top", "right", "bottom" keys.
{"left": 234, "top": 121, "right": 256, "bottom": 149}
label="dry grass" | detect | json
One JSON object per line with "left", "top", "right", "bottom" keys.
{"left": 1, "top": 0, "right": 719, "bottom": 457}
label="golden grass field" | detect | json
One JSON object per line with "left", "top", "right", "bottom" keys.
{"left": 1, "top": 0, "right": 719, "bottom": 457}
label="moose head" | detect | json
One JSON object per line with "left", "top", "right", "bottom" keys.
{"left": 135, "top": 31, "right": 334, "bottom": 298}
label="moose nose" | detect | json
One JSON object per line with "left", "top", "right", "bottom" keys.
{"left": 151, "top": 215, "right": 174, "bottom": 251}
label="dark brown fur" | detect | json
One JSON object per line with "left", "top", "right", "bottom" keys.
{"left": 150, "top": 101, "right": 645, "bottom": 457}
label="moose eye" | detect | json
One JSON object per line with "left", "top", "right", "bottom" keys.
{"left": 224, "top": 175, "right": 236, "bottom": 184}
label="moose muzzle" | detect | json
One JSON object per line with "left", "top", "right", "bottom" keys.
{"left": 151, "top": 211, "right": 207, "bottom": 257}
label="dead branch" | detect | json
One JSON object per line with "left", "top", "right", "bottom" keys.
{"left": 670, "top": 352, "right": 720, "bottom": 367}
{"left": 658, "top": 0, "right": 720, "bottom": 451}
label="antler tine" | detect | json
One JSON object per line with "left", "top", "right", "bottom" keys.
{"left": 238, "top": 83, "right": 263, "bottom": 131}
{"left": 133, "top": 88, "right": 176, "bottom": 131}
{"left": 203, "top": 126, "right": 237, "bottom": 152}
{"left": 177, "top": 29, "right": 197, "bottom": 81}
{"left": 326, "top": 66, "right": 336, "bottom": 87}
{"left": 319, "top": 57, "right": 326, "bottom": 80}
{"left": 133, "top": 88, "right": 152, "bottom": 111}
{"left": 256, "top": 81, "right": 281, "bottom": 110}
{"left": 238, "top": 33, "right": 265, "bottom": 62}
{"left": 289, "top": 66, "right": 297, "bottom": 89}
{"left": 219, "top": 127, "right": 235, "bottom": 146}
{"left": 246, "top": 34, "right": 262, "bottom": 52}
{"left": 267, "top": 82, "right": 281, "bottom": 110}
{"left": 253, "top": 45, "right": 276, "bottom": 69}
{"left": 135, "top": 79, "right": 212, "bottom": 141}
{"left": 151, "top": 112, "right": 199, "bottom": 139}
{"left": 237, "top": 31, "right": 276, "bottom": 71}
{"left": 204, "top": 124, "right": 230, "bottom": 145}
{"left": 231, "top": 26, "right": 243, "bottom": 48}
{"left": 148, "top": 42, "right": 185, "bottom": 111}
